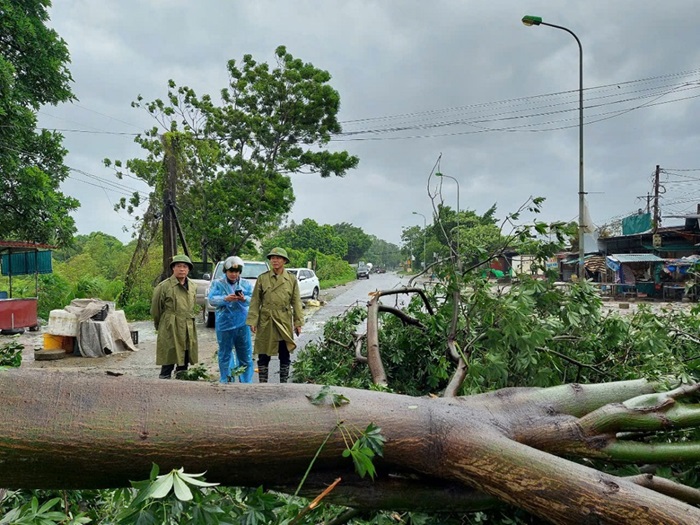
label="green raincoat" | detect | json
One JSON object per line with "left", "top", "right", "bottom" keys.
{"left": 151, "top": 275, "right": 199, "bottom": 366}
{"left": 247, "top": 269, "right": 303, "bottom": 356}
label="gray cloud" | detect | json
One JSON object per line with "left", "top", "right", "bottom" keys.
{"left": 41, "top": 0, "right": 700, "bottom": 246}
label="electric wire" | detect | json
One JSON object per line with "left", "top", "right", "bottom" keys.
{"left": 13, "top": 67, "right": 700, "bottom": 143}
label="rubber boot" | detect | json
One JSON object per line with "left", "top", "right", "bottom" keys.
{"left": 280, "top": 364, "right": 290, "bottom": 383}
{"left": 258, "top": 365, "right": 269, "bottom": 383}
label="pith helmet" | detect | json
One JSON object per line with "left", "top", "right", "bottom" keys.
{"left": 224, "top": 256, "right": 245, "bottom": 271}
{"left": 170, "top": 254, "right": 193, "bottom": 270}
{"left": 266, "top": 247, "right": 290, "bottom": 263}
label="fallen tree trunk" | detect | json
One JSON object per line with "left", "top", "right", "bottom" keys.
{"left": 2, "top": 369, "right": 700, "bottom": 524}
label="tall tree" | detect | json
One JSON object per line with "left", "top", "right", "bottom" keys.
{"left": 333, "top": 222, "right": 372, "bottom": 263}
{"left": 0, "top": 0, "right": 78, "bottom": 245}
{"left": 109, "top": 46, "right": 359, "bottom": 263}
{"left": 263, "top": 218, "right": 348, "bottom": 258}
{"left": 427, "top": 204, "right": 503, "bottom": 264}
{"left": 364, "top": 235, "right": 402, "bottom": 269}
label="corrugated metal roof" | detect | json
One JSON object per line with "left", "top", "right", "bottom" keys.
{"left": 608, "top": 253, "right": 664, "bottom": 263}
{"left": 0, "top": 240, "right": 55, "bottom": 252}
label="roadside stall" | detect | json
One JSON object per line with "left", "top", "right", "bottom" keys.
{"left": 605, "top": 253, "right": 665, "bottom": 299}
{"left": 584, "top": 255, "right": 608, "bottom": 282}
{"left": 662, "top": 255, "right": 700, "bottom": 301}
{"left": 0, "top": 240, "right": 53, "bottom": 334}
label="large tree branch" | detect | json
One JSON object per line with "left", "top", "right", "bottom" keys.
{"left": 377, "top": 305, "right": 424, "bottom": 328}
{"left": 365, "top": 288, "right": 434, "bottom": 385}
{"left": 441, "top": 426, "right": 700, "bottom": 525}
{"left": 3, "top": 370, "right": 700, "bottom": 524}
{"left": 625, "top": 474, "right": 700, "bottom": 506}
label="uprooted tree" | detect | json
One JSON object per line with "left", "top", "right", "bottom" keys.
{"left": 2, "top": 368, "right": 700, "bottom": 524}
{"left": 5, "top": 210, "right": 700, "bottom": 523}
{"left": 5, "top": 276, "right": 700, "bottom": 524}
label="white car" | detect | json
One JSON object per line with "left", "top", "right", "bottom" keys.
{"left": 203, "top": 260, "right": 269, "bottom": 328}
{"left": 286, "top": 268, "right": 321, "bottom": 301}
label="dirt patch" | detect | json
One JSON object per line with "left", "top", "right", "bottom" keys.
{"left": 600, "top": 297, "right": 695, "bottom": 315}
{"left": 11, "top": 317, "right": 220, "bottom": 380}
{"left": 7, "top": 280, "right": 358, "bottom": 380}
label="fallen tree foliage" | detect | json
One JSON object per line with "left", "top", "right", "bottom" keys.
{"left": 2, "top": 369, "right": 700, "bottom": 524}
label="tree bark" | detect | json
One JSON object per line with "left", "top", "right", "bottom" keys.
{"left": 1, "top": 369, "right": 700, "bottom": 524}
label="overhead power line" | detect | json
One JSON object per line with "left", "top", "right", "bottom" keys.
{"left": 17, "top": 67, "right": 700, "bottom": 144}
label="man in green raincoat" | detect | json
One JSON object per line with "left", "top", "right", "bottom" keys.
{"left": 246, "top": 247, "right": 303, "bottom": 383}
{"left": 151, "top": 254, "right": 199, "bottom": 379}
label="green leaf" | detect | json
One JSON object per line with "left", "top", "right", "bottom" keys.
{"left": 149, "top": 472, "right": 175, "bottom": 499}
{"left": 178, "top": 471, "right": 219, "bottom": 488}
{"left": 172, "top": 472, "right": 194, "bottom": 501}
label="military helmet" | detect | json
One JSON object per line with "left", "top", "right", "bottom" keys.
{"left": 224, "top": 256, "right": 245, "bottom": 271}
{"left": 170, "top": 254, "right": 193, "bottom": 270}
{"left": 266, "top": 247, "right": 290, "bottom": 263}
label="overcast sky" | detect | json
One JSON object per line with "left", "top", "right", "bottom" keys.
{"left": 39, "top": 1, "right": 700, "bottom": 248}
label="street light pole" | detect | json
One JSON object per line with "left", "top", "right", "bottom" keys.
{"left": 522, "top": 15, "right": 586, "bottom": 281}
{"left": 435, "top": 172, "right": 460, "bottom": 261}
{"left": 412, "top": 211, "right": 427, "bottom": 271}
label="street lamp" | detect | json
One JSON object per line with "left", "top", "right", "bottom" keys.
{"left": 435, "top": 172, "right": 460, "bottom": 260}
{"left": 522, "top": 15, "right": 586, "bottom": 281}
{"left": 412, "top": 211, "right": 427, "bottom": 271}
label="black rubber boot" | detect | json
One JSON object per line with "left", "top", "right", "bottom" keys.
{"left": 280, "top": 364, "right": 290, "bottom": 383}
{"left": 258, "top": 365, "right": 269, "bottom": 383}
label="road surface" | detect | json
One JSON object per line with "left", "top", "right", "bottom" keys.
{"left": 14, "top": 272, "right": 415, "bottom": 382}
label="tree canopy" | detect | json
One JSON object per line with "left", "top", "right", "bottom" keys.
{"left": 332, "top": 222, "right": 372, "bottom": 263}
{"left": 263, "top": 218, "right": 348, "bottom": 259}
{"left": 107, "top": 46, "right": 359, "bottom": 261}
{"left": 0, "top": 0, "right": 78, "bottom": 245}
{"left": 364, "top": 235, "right": 402, "bottom": 269}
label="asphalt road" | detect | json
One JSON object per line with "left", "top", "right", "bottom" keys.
{"left": 11, "top": 273, "right": 676, "bottom": 381}
{"left": 14, "top": 272, "right": 414, "bottom": 382}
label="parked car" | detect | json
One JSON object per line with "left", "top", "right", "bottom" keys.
{"left": 192, "top": 277, "right": 210, "bottom": 308}
{"left": 203, "top": 259, "right": 269, "bottom": 328}
{"left": 287, "top": 268, "right": 321, "bottom": 300}
{"left": 356, "top": 263, "right": 370, "bottom": 279}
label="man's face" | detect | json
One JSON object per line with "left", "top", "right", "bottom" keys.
{"left": 269, "top": 255, "right": 286, "bottom": 270}
{"left": 172, "top": 262, "right": 190, "bottom": 279}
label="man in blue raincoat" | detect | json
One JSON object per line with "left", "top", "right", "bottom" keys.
{"left": 207, "top": 256, "right": 254, "bottom": 383}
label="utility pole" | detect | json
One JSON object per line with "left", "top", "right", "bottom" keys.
{"left": 652, "top": 164, "right": 661, "bottom": 253}
{"left": 652, "top": 165, "right": 661, "bottom": 233}
{"left": 635, "top": 193, "right": 652, "bottom": 213}
{"left": 161, "top": 133, "right": 179, "bottom": 282}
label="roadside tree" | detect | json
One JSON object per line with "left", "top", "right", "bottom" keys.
{"left": 365, "top": 236, "right": 402, "bottom": 269}
{"left": 107, "top": 46, "right": 358, "bottom": 264}
{"left": 0, "top": 0, "right": 78, "bottom": 245}
{"left": 333, "top": 222, "right": 372, "bottom": 263}
{"left": 263, "top": 218, "right": 348, "bottom": 259}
